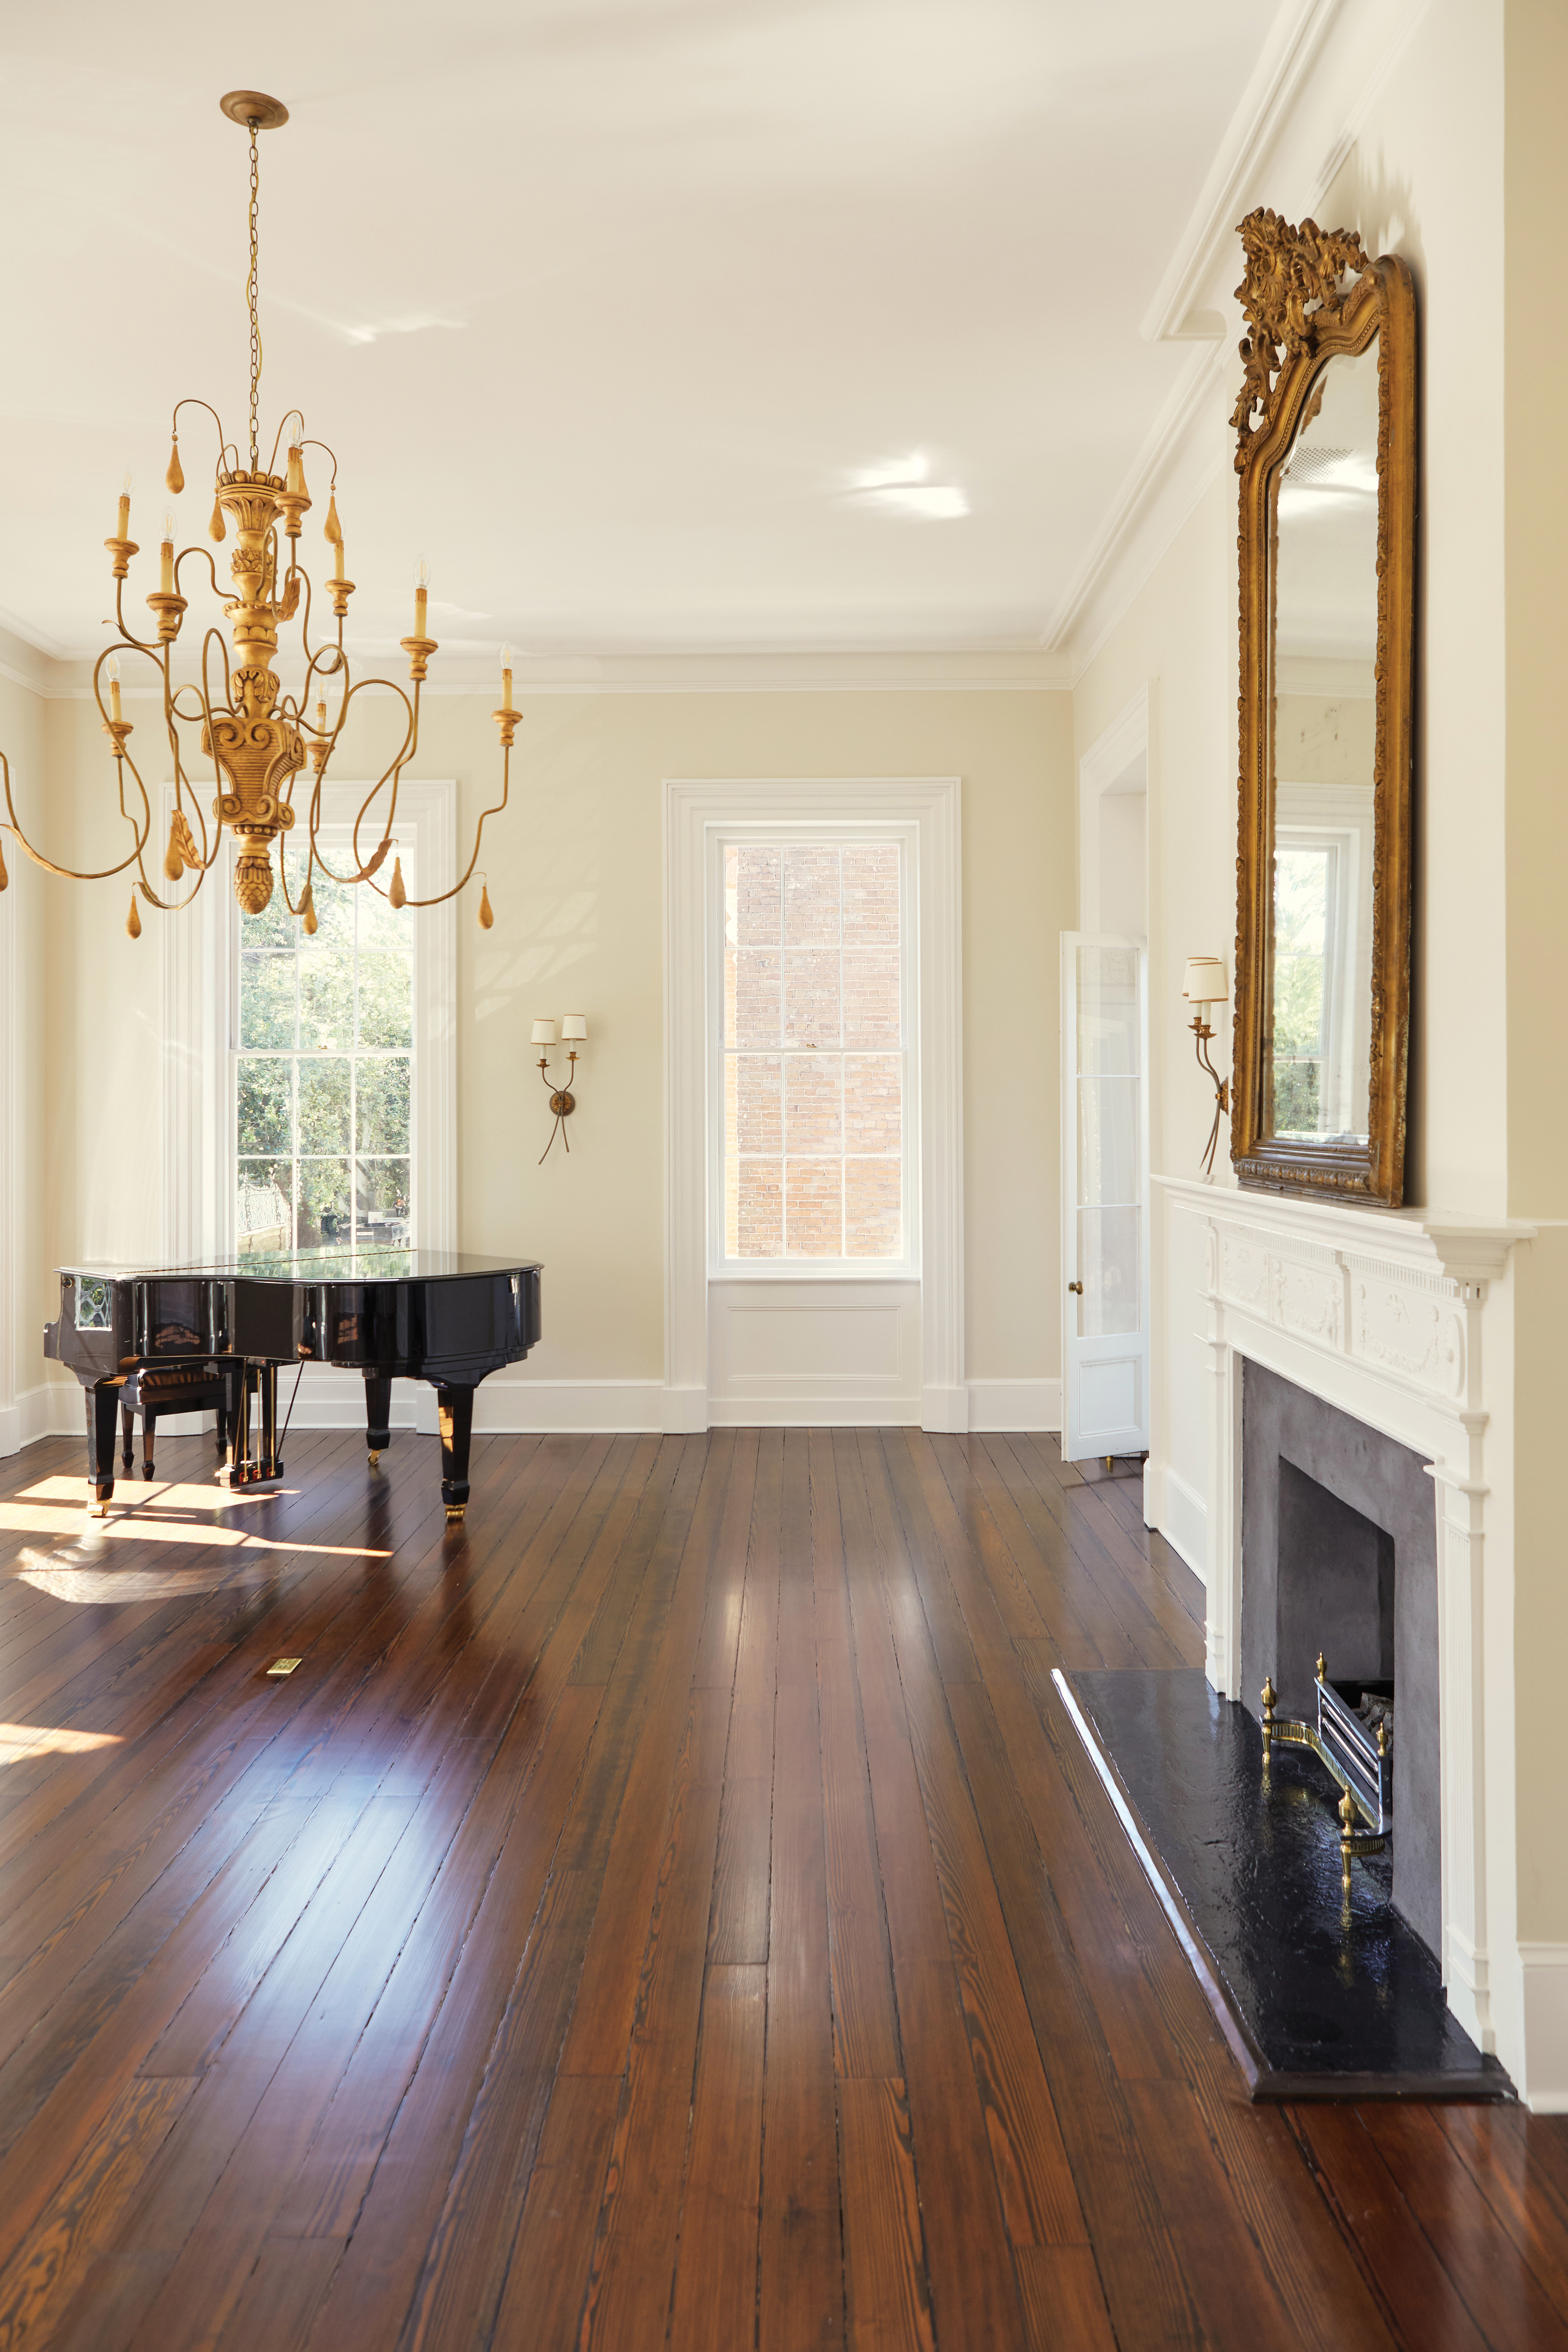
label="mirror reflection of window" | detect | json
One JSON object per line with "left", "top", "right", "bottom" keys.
{"left": 1268, "top": 339, "right": 1379, "bottom": 1145}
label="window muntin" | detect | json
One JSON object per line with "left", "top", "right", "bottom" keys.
{"left": 721, "top": 840, "right": 905, "bottom": 1261}
{"left": 234, "top": 854, "right": 414, "bottom": 1253}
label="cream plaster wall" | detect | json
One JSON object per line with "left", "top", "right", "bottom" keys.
{"left": 34, "top": 682, "right": 1073, "bottom": 1402}
{"left": 0, "top": 632, "right": 49, "bottom": 1440}
{"left": 1072, "top": 470, "right": 1236, "bottom": 1569}
{"left": 1503, "top": 0, "right": 1568, "bottom": 2013}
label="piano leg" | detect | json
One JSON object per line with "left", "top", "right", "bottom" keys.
{"left": 223, "top": 1364, "right": 253, "bottom": 1485}
{"left": 258, "top": 1363, "right": 281, "bottom": 1479}
{"left": 435, "top": 1384, "right": 475, "bottom": 1522}
{"left": 364, "top": 1373, "right": 392, "bottom": 1469}
{"left": 120, "top": 1397, "right": 134, "bottom": 1471}
{"left": 85, "top": 1381, "right": 120, "bottom": 1514}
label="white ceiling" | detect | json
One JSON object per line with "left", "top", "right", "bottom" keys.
{"left": 0, "top": 0, "right": 1278, "bottom": 665}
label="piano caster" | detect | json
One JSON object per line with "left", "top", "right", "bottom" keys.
{"left": 444, "top": 1504, "right": 466, "bottom": 1524}
{"left": 88, "top": 1501, "right": 108, "bottom": 1519}
{"left": 368, "top": 1449, "right": 381, "bottom": 1469}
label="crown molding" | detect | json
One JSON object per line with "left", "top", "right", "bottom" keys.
{"left": 1056, "top": 0, "right": 1437, "bottom": 687}
{"left": 34, "top": 644, "right": 1073, "bottom": 702}
{"left": 1043, "top": 342, "right": 1229, "bottom": 671}
{"left": 1140, "top": 0, "right": 1345, "bottom": 345}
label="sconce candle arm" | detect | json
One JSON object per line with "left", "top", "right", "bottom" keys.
{"left": 1189, "top": 1009, "right": 1231, "bottom": 1178}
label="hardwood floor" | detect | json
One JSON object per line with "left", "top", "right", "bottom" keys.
{"left": 0, "top": 1424, "right": 1565, "bottom": 2350}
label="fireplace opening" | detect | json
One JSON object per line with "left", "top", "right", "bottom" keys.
{"left": 1276, "top": 1461, "right": 1394, "bottom": 1722}
{"left": 1241, "top": 1360, "right": 1440, "bottom": 1961}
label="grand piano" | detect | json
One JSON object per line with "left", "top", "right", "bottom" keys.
{"left": 44, "top": 1248, "right": 542, "bottom": 1521}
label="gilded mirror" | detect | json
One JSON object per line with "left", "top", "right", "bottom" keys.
{"left": 1230, "top": 210, "right": 1415, "bottom": 1204}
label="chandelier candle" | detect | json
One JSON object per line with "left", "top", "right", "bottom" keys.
{"left": 0, "top": 90, "right": 515, "bottom": 933}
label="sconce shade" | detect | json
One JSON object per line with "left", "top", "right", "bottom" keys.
{"left": 561, "top": 1015, "right": 588, "bottom": 1042}
{"left": 1182, "top": 956, "right": 1228, "bottom": 1004}
{"left": 532, "top": 1019, "right": 558, "bottom": 1046}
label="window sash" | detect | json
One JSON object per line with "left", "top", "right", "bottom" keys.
{"left": 230, "top": 832, "right": 417, "bottom": 1252}
{"left": 715, "top": 834, "right": 913, "bottom": 1269}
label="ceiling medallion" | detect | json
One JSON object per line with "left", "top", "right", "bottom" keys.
{"left": 0, "top": 93, "right": 518, "bottom": 935}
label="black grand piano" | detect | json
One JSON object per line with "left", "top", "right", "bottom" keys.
{"left": 44, "top": 1248, "right": 542, "bottom": 1521}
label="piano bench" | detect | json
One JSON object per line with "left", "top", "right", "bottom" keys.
{"left": 121, "top": 1368, "right": 232, "bottom": 1480}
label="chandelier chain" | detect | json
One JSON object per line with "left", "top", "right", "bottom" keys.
{"left": 247, "top": 124, "right": 261, "bottom": 471}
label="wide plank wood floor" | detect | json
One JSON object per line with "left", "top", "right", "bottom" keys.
{"left": 1, "top": 1425, "right": 1565, "bottom": 2351}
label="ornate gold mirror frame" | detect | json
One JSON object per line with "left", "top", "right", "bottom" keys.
{"left": 1230, "top": 210, "right": 1416, "bottom": 1204}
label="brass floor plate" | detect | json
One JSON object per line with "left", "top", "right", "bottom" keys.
{"left": 265, "top": 1657, "right": 303, "bottom": 1677}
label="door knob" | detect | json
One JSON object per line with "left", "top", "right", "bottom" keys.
{"left": 1068, "top": 1280, "right": 1083, "bottom": 1295}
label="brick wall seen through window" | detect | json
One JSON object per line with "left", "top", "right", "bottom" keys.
{"left": 722, "top": 842, "right": 903, "bottom": 1259}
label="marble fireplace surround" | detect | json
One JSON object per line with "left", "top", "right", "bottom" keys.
{"left": 1159, "top": 1177, "right": 1535, "bottom": 2061}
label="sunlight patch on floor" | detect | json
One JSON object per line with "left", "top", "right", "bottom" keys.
{"left": 1, "top": 1479, "right": 394, "bottom": 1600}
{"left": 20, "top": 1477, "right": 295, "bottom": 1513}
{"left": 0, "top": 1722, "right": 122, "bottom": 1762}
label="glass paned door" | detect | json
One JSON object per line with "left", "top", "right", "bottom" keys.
{"left": 1061, "top": 936, "right": 1149, "bottom": 1461}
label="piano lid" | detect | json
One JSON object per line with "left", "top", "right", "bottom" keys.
{"left": 58, "top": 1247, "right": 542, "bottom": 1285}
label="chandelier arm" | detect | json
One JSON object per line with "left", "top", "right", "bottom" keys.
{"left": 199, "top": 628, "right": 237, "bottom": 720}
{"left": 1, "top": 730, "right": 152, "bottom": 883}
{"left": 133, "top": 862, "right": 209, "bottom": 915}
{"left": 111, "top": 577, "right": 159, "bottom": 656}
{"left": 398, "top": 745, "right": 513, "bottom": 908}
{"left": 293, "top": 571, "right": 320, "bottom": 667}
{"left": 170, "top": 399, "right": 230, "bottom": 472}
{"left": 274, "top": 835, "right": 306, "bottom": 919}
{"left": 116, "top": 741, "right": 155, "bottom": 845}
{"left": 174, "top": 547, "right": 223, "bottom": 601}
{"left": 265, "top": 409, "right": 307, "bottom": 479}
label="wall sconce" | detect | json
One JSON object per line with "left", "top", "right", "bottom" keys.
{"left": 1181, "top": 957, "right": 1230, "bottom": 1177}
{"left": 532, "top": 1015, "right": 588, "bottom": 1162}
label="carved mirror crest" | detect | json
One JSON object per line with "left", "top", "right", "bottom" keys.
{"left": 1230, "top": 208, "right": 1415, "bottom": 1205}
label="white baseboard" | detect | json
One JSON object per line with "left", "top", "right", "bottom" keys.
{"left": 708, "top": 1393, "right": 921, "bottom": 1428}
{"left": 966, "top": 1377, "right": 1061, "bottom": 1432}
{"left": 1148, "top": 1456, "right": 1208, "bottom": 1583}
{"left": 921, "top": 1383, "right": 969, "bottom": 1434}
{"left": 286, "top": 1369, "right": 668, "bottom": 1435}
{"left": 1, "top": 1371, "right": 1061, "bottom": 1447}
{"left": 662, "top": 1384, "right": 709, "bottom": 1434}
{"left": 1518, "top": 1944, "right": 1568, "bottom": 2113}
{"left": 5, "top": 1382, "right": 81, "bottom": 1449}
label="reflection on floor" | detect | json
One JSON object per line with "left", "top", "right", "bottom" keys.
{"left": 0, "top": 1427, "right": 1565, "bottom": 2351}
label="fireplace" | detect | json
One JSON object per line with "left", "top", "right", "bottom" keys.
{"left": 1240, "top": 1360, "right": 1440, "bottom": 1957}
{"left": 1154, "top": 1176, "right": 1535, "bottom": 2077}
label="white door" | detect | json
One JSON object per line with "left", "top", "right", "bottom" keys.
{"left": 1061, "top": 934, "right": 1150, "bottom": 1461}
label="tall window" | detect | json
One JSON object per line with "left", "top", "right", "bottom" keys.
{"left": 721, "top": 840, "right": 905, "bottom": 1260}
{"left": 234, "top": 856, "right": 414, "bottom": 1253}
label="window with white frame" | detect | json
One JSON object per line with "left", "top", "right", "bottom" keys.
{"left": 719, "top": 838, "right": 908, "bottom": 1261}
{"left": 234, "top": 847, "right": 415, "bottom": 1252}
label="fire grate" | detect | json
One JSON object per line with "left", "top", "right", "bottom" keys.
{"left": 1261, "top": 1651, "right": 1391, "bottom": 1883}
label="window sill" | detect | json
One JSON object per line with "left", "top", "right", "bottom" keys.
{"left": 709, "top": 1261, "right": 918, "bottom": 1284}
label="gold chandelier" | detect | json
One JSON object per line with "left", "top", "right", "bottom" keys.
{"left": 0, "top": 89, "right": 514, "bottom": 936}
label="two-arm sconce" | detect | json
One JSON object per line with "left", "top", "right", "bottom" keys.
{"left": 1181, "top": 957, "right": 1230, "bottom": 1177}
{"left": 532, "top": 1016, "right": 588, "bottom": 1162}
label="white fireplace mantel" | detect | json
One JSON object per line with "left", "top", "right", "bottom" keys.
{"left": 1156, "top": 1174, "right": 1535, "bottom": 2057}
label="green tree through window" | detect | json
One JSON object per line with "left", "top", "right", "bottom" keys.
{"left": 235, "top": 856, "right": 414, "bottom": 1252}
